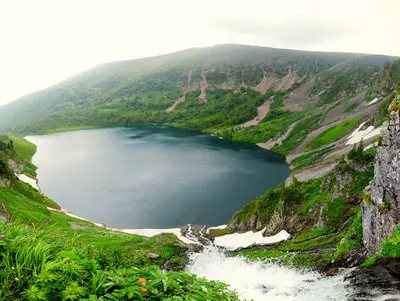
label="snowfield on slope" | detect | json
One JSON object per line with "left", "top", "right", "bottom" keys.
{"left": 214, "top": 228, "right": 291, "bottom": 251}
{"left": 346, "top": 122, "right": 382, "bottom": 145}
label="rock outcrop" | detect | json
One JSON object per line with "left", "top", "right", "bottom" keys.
{"left": 362, "top": 104, "right": 400, "bottom": 253}
{"left": 8, "top": 158, "right": 24, "bottom": 174}
{"left": 0, "top": 159, "right": 24, "bottom": 187}
{"left": 0, "top": 177, "right": 11, "bottom": 187}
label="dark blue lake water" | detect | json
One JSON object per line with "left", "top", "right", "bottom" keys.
{"left": 28, "top": 126, "right": 290, "bottom": 228}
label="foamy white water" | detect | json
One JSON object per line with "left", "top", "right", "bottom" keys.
{"left": 188, "top": 247, "right": 350, "bottom": 301}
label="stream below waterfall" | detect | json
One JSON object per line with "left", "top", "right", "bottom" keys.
{"left": 181, "top": 225, "right": 398, "bottom": 301}
{"left": 181, "top": 225, "right": 350, "bottom": 300}
{"left": 188, "top": 247, "right": 350, "bottom": 301}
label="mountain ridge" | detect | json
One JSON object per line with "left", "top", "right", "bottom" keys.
{"left": 1, "top": 44, "right": 399, "bottom": 181}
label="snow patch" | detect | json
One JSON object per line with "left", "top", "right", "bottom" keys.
{"left": 346, "top": 122, "right": 382, "bottom": 145}
{"left": 46, "top": 207, "right": 195, "bottom": 244}
{"left": 364, "top": 142, "right": 378, "bottom": 151}
{"left": 47, "top": 207, "right": 105, "bottom": 227}
{"left": 17, "top": 174, "right": 40, "bottom": 191}
{"left": 214, "top": 229, "right": 291, "bottom": 251}
{"left": 368, "top": 98, "right": 379, "bottom": 105}
{"left": 119, "top": 228, "right": 197, "bottom": 245}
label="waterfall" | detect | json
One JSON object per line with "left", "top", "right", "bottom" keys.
{"left": 182, "top": 225, "right": 352, "bottom": 301}
{"left": 117, "top": 224, "right": 394, "bottom": 300}
{"left": 187, "top": 246, "right": 350, "bottom": 301}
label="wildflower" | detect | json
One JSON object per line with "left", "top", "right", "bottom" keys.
{"left": 93, "top": 252, "right": 97, "bottom": 256}
{"left": 138, "top": 278, "right": 146, "bottom": 284}
{"left": 117, "top": 271, "right": 122, "bottom": 275}
{"left": 141, "top": 287, "right": 148, "bottom": 293}
{"left": 15, "top": 278, "right": 19, "bottom": 281}
{"left": 11, "top": 267, "right": 15, "bottom": 270}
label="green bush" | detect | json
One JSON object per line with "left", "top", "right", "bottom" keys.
{"left": 0, "top": 221, "right": 240, "bottom": 301}
{"left": 380, "top": 226, "right": 400, "bottom": 257}
{"left": 348, "top": 140, "right": 376, "bottom": 164}
{"left": 322, "top": 197, "right": 352, "bottom": 232}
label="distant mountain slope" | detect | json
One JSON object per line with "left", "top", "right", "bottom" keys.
{"left": 0, "top": 44, "right": 399, "bottom": 177}
{"left": 0, "top": 44, "right": 393, "bottom": 132}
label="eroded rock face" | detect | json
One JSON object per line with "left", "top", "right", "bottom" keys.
{"left": 0, "top": 177, "right": 11, "bottom": 187}
{"left": 363, "top": 106, "right": 400, "bottom": 254}
{"left": 8, "top": 158, "right": 24, "bottom": 174}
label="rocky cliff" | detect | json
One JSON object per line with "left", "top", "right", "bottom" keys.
{"left": 0, "top": 158, "right": 24, "bottom": 187}
{"left": 363, "top": 101, "right": 400, "bottom": 253}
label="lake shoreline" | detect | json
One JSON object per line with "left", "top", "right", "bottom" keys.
{"left": 23, "top": 122, "right": 290, "bottom": 163}
{"left": 25, "top": 126, "right": 290, "bottom": 229}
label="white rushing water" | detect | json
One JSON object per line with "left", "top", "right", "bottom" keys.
{"left": 187, "top": 247, "right": 350, "bottom": 301}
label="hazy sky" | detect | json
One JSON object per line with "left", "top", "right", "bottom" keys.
{"left": 1, "top": 0, "right": 399, "bottom": 106}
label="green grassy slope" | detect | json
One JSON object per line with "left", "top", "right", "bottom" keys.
{"left": 0, "top": 44, "right": 395, "bottom": 136}
{"left": 228, "top": 145, "right": 400, "bottom": 268}
{"left": 305, "top": 115, "right": 364, "bottom": 151}
{"left": 0, "top": 134, "right": 37, "bottom": 178}
{"left": 0, "top": 137, "right": 240, "bottom": 300}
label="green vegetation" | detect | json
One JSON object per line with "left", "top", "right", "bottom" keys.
{"left": 272, "top": 113, "right": 323, "bottom": 155}
{"left": 0, "top": 135, "right": 37, "bottom": 178}
{"left": 291, "top": 145, "right": 335, "bottom": 170}
{"left": 348, "top": 140, "right": 376, "bottom": 164}
{"left": 169, "top": 87, "right": 266, "bottom": 130}
{"left": 345, "top": 102, "right": 360, "bottom": 113}
{"left": 363, "top": 226, "right": 400, "bottom": 267}
{"left": 0, "top": 46, "right": 398, "bottom": 298}
{"left": 206, "top": 228, "right": 234, "bottom": 239}
{"left": 0, "top": 219, "right": 239, "bottom": 301}
{"left": 310, "top": 59, "right": 383, "bottom": 104}
{"left": 306, "top": 115, "right": 363, "bottom": 151}
{"left": 8, "top": 135, "right": 37, "bottom": 161}
{"left": 238, "top": 248, "right": 334, "bottom": 269}
{"left": 371, "top": 59, "right": 400, "bottom": 96}
{"left": 0, "top": 45, "right": 395, "bottom": 140}
{"left": 377, "top": 226, "right": 400, "bottom": 257}
{"left": 230, "top": 146, "right": 376, "bottom": 267}
{"left": 9, "top": 135, "right": 37, "bottom": 177}
{"left": 335, "top": 211, "right": 363, "bottom": 258}
{"left": 230, "top": 109, "right": 308, "bottom": 144}
{"left": 0, "top": 136, "right": 240, "bottom": 300}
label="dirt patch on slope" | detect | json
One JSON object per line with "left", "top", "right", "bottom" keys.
{"left": 166, "top": 96, "right": 185, "bottom": 112}
{"left": 253, "top": 70, "right": 279, "bottom": 93}
{"left": 286, "top": 163, "right": 337, "bottom": 185}
{"left": 274, "top": 70, "right": 298, "bottom": 91}
{"left": 321, "top": 92, "right": 366, "bottom": 125}
{"left": 283, "top": 82, "right": 315, "bottom": 112}
{"left": 166, "top": 70, "right": 192, "bottom": 112}
{"left": 287, "top": 134, "right": 380, "bottom": 184}
{"left": 243, "top": 99, "right": 271, "bottom": 127}
{"left": 257, "top": 121, "right": 298, "bottom": 149}
{"left": 198, "top": 67, "right": 208, "bottom": 104}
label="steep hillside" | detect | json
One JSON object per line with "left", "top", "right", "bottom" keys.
{"left": 0, "top": 44, "right": 399, "bottom": 180}
{"left": 0, "top": 136, "right": 242, "bottom": 300}
{"left": 0, "top": 44, "right": 392, "bottom": 133}
{"left": 227, "top": 121, "right": 400, "bottom": 297}
{"left": 1, "top": 45, "right": 400, "bottom": 298}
